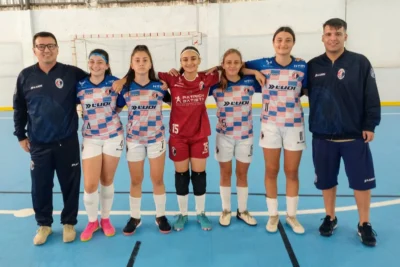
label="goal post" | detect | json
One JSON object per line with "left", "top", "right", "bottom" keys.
{"left": 70, "top": 31, "right": 204, "bottom": 76}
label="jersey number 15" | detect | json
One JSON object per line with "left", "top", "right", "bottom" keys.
{"left": 172, "top": 124, "right": 179, "bottom": 134}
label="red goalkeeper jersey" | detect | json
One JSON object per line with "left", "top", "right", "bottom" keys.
{"left": 158, "top": 71, "right": 219, "bottom": 139}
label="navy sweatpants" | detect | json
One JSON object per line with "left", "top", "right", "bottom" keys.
{"left": 30, "top": 134, "right": 81, "bottom": 226}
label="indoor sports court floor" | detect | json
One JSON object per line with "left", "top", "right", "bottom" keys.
{"left": 0, "top": 107, "right": 399, "bottom": 267}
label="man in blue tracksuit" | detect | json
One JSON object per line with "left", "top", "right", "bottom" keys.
{"left": 307, "top": 18, "right": 380, "bottom": 247}
{"left": 13, "top": 32, "right": 87, "bottom": 245}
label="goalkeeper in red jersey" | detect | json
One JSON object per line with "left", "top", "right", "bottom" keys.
{"left": 159, "top": 46, "right": 219, "bottom": 232}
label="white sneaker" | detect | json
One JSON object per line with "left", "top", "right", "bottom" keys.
{"left": 286, "top": 216, "right": 305, "bottom": 234}
{"left": 236, "top": 210, "right": 257, "bottom": 226}
{"left": 266, "top": 215, "right": 279, "bottom": 233}
{"left": 219, "top": 210, "right": 231, "bottom": 226}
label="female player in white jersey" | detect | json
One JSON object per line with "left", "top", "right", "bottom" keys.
{"left": 209, "top": 49, "right": 263, "bottom": 227}
{"left": 77, "top": 49, "right": 124, "bottom": 241}
{"left": 117, "top": 45, "right": 172, "bottom": 235}
{"left": 244, "top": 27, "right": 308, "bottom": 234}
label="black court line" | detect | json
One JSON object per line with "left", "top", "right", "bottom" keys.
{"left": 278, "top": 221, "right": 300, "bottom": 267}
{"left": 1, "top": 191, "right": 399, "bottom": 198}
{"left": 127, "top": 241, "right": 141, "bottom": 267}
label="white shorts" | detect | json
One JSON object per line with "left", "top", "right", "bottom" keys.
{"left": 126, "top": 140, "right": 166, "bottom": 162}
{"left": 215, "top": 134, "right": 253, "bottom": 163}
{"left": 259, "top": 123, "right": 306, "bottom": 151}
{"left": 82, "top": 135, "right": 124, "bottom": 160}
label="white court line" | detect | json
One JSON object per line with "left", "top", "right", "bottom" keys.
{"left": 0, "top": 113, "right": 399, "bottom": 120}
{"left": 3, "top": 198, "right": 400, "bottom": 218}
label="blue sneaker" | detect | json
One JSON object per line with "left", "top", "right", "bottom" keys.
{"left": 173, "top": 214, "right": 188, "bottom": 231}
{"left": 197, "top": 212, "right": 212, "bottom": 231}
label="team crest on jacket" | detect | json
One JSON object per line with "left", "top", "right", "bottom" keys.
{"left": 370, "top": 68, "right": 375, "bottom": 79}
{"left": 55, "top": 78, "right": 64, "bottom": 88}
{"left": 337, "top": 69, "right": 345, "bottom": 80}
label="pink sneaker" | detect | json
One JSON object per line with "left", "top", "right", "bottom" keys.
{"left": 101, "top": 218, "right": 116, "bottom": 237}
{"left": 80, "top": 221, "right": 99, "bottom": 242}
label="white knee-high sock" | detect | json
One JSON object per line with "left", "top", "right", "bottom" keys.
{"left": 84, "top": 190, "right": 99, "bottom": 222}
{"left": 129, "top": 196, "right": 141, "bottom": 219}
{"left": 195, "top": 194, "right": 206, "bottom": 214}
{"left": 177, "top": 195, "right": 189, "bottom": 216}
{"left": 286, "top": 196, "right": 299, "bottom": 217}
{"left": 153, "top": 194, "right": 166, "bottom": 217}
{"left": 266, "top": 197, "right": 278, "bottom": 216}
{"left": 237, "top": 187, "right": 248, "bottom": 213}
{"left": 100, "top": 183, "right": 114, "bottom": 219}
{"left": 220, "top": 186, "right": 231, "bottom": 211}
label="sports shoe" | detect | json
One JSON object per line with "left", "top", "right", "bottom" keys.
{"left": 173, "top": 214, "right": 188, "bottom": 231}
{"left": 33, "top": 226, "right": 52, "bottom": 245}
{"left": 358, "top": 222, "right": 377, "bottom": 247}
{"left": 80, "top": 221, "right": 100, "bottom": 242}
{"left": 319, "top": 215, "right": 338, "bottom": 236}
{"left": 266, "top": 215, "right": 279, "bottom": 233}
{"left": 219, "top": 210, "right": 231, "bottom": 226}
{"left": 286, "top": 216, "right": 305, "bottom": 234}
{"left": 155, "top": 216, "right": 172, "bottom": 234}
{"left": 100, "top": 218, "right": 116, "bottom": 237}
{"left": 63, "top": 224, "right": 76, "bottom": 243}
{"left": 237, "top": 209, "right": 257, "bottom": 226}
{"left": 123, "top": 217, "right": 142, "bottom": 236}
{"left": 197, "top": 212, "right": 212, "bottom": 231}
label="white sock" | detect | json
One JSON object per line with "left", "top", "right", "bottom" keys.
{"left": 129, "top": 196, "right": 141, "bottom": 219}
{"left": 153, "top": 194, "right": 166, "bottom": 217}
{"left": 100, "top": 183, "right": 114, "bottom": 219}
{"left": 84, "top": 190, "right": 99, "bottom": 222}
{"left": 220, "top": 186, "right": 231, "bottom": 211}
{"left": 177, "top": 195, "right": 189, "bottom": 216}
{"left": 195, "top": 194, "right": 206, "bottom": 214}
{"left": 286, "top": 196, "right": 299, "bottom": 217}
{"left": 266, "top": 197, "right": 278, "bottom": 216}
{"left": 237, "top": 187, "right": 248, "bottom": 213}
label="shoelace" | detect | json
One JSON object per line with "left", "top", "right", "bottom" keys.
{"left": 287, "top": 217, "right": 301, "bottom": 227}
{"left": 241, "top": 211, "right": 254, "bottom": 220}
{"left": 175, "top": 214, "right": 187, "bottom": 224}
{"left": 321, "top": 217, "right": 333, "bottom": 227}
{"left": 37, "top": 227, "right": 47, "bottom": 234}
{"left": 157, "top": 216, "right": 168, "bottom": 225}
{"left": 269, "top": 216, "right": 279, "bottom": 224}
{"left": 85, "top": 222, "right": 98, "bottom": 231}
{"left": 222, "top": 210, "right": 231, "bottom": 218}
{"left": 363, "top": 224, "right": 378, "bottom": 237}
{"left": 199, "top": 213, "right": 210, "bottom": 223}
{"left": 102, "top": 220, "right": 113, "bottom": 228}
{"left": 127, "top": 217, "right": 140, "bottom": 226}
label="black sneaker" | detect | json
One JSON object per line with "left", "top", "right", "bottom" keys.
{"left": 358, "top": 222, "right": 377, "bottom": 247}
{"left": 319, "top": 215, "right": 338, "bottom": 236}
{"left": 155, "top": 216, "right": 172, "bottom": 234}
{"left": 123, "top": 217, "right": 141, "bottom": 236}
